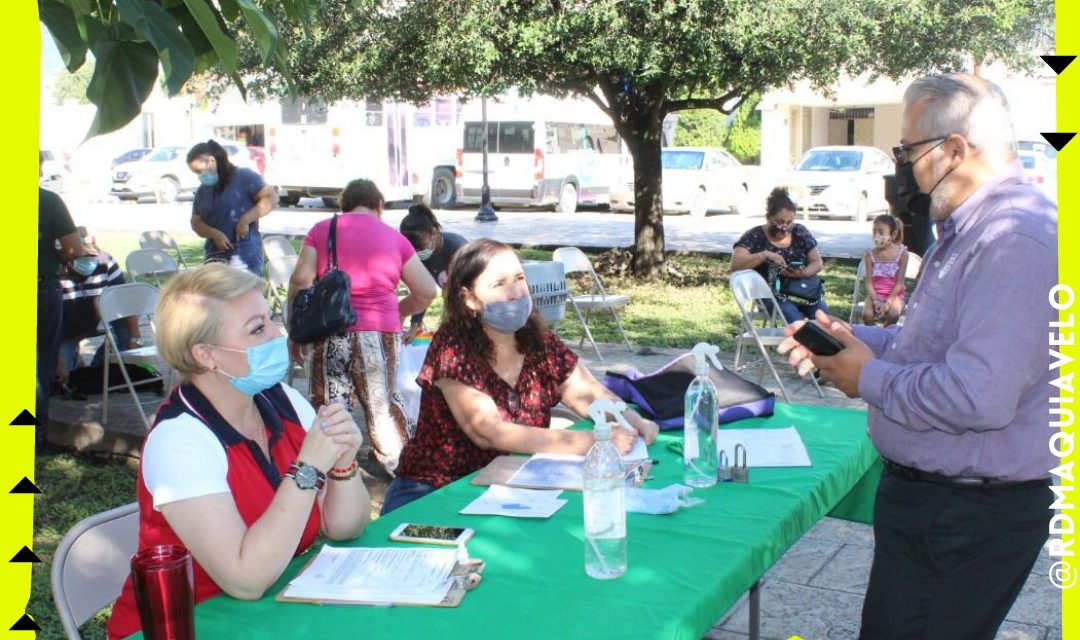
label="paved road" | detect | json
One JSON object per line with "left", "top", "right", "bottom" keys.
{"left": 64, "top": 194, "right": 877, "bottom": 259}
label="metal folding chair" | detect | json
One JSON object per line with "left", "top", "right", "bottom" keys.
{"left": 97, "top": 283, "right": 168, "bottom": 430}
{"left": 266, "top": 255, "right": 298, "bottom": 324}
{"left": 51, "top": 502, "right": 139, "bottom": 639}
{"left": 850, "top": 250, "right": 922, "bottom": 325}
{"left": 729, "top": 269, "right": 823, "bottom": 402}
{"left": 125, "top": 249, "right": 179, "bottom": 288}
{"left": 552, "top": 247, "right": 632, "bottom": 360}
{"left": 262, "top": 235, "right": 298, "bottom": 263}
{"left": 138, "top": 230, "right": 188, "bottom": 268}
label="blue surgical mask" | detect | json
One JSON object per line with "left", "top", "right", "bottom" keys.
{"left": 213, "top": 336, "right": 289, "bottom": 395}
{"left": 71, "top": 255, "right": 99, "bottom": 277}
{"left": 416, "top": 248, "right": 435, "bottom": 261}
{"left": 198, "top": 171, "right": 219, "bottom": 187}
{"left": 481, "top": 295, "right": 533, "bottom": 334}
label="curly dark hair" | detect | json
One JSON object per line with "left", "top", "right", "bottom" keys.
{"left": 440, "top": 238, "right": 547, "bottom": 366}
{"left": 872, "top": 214, "right": 905, "bottom": 245}
{"left": 765, "top": 187, "right": 797, "bottom": 219}
{"left": 340, "top": 178, "right": 384, "bottom": 212}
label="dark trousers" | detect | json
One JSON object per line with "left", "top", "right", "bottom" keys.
{"left": 36, "top": 279, "right": 64, "bottom": 436}
{"left": 858, "top": 467, "right": 1051, "bottom": 640}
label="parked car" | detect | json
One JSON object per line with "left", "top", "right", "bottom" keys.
{"left": 778, "top": 145, "right": 893, "bottom": 221}
{"left": 111, "top": 142, "right": 259, "bottom": 202}
{"left": 39, "top": 148, "right": 71, "bottom": 193}
{"left": 1018, "top": 139, "right": 1057, "bottom": 201}
{"left": 610, "top": 147, "right": 750, "bottom": 217}
{"left": 111, "top": 148, "right": 152, "bottom": 169}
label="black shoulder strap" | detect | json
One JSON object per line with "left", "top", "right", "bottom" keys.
{"left": 327, "top": 214, "right": 339, "bottom": 270}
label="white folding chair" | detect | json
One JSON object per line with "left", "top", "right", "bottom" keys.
{"left": 266, "top": 255, "right": 298, "bottom": 324}
{"left": 97, "top": 283, "right": 168, "bottom": 430}
{"left": 552, "top": 247, "right": 632, "bottom": 360}
{"left": 51, "top": 502, "right": 139, "bottom": 639}
{"left": 523, "top": 260, "right": 570, "bottom": 326}
{"left": 262, "top": 235, "right": 298, "bottom": 262}
{"left": 730, "top": 269, "right": 823, "bottom": 403}
{"left": 125, "top": 249, "right": 179, "bottom": 288}
{"left": 138, "top": 230, "right": 188, "bottom": 268}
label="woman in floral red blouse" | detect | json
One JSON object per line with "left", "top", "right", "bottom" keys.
{"left": 384, "top": 239, "right": 659, "bottom": 513}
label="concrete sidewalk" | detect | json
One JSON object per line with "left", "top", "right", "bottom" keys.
{"left": 45, "top": 339, "right": 1060, "bottom": 640}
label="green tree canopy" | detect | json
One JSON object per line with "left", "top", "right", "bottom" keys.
{"left": 239, "top": 0, "right": 1052, "bottom": 275}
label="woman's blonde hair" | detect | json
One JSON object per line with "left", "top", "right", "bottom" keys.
{"left": 155, "top": 263, "right": 266, "bottom": 380}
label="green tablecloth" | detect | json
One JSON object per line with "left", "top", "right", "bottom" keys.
{"left": 133, "top": 403, "right": 877, "bottom": 640}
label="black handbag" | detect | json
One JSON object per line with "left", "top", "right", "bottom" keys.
{"left": 289, "top": 215, "right": 357, "bottom": 344}
{"left": 776, "top": 276, "right": 824, "bottom": 305}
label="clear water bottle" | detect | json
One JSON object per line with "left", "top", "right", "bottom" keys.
{"left": 583, "top": 408, "right": 627, "bottom": 580}
{"left": 684, "top": 343, "right": 719, "bottom": 488}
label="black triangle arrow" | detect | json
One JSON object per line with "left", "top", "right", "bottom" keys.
{"left": 9, "top": 614, "right": 40, "bottom": 631}
{"left": 9, "top": 410, "right": 40, "bottom": 427}
{"left": 9, "top": 478, "right": 41, "bottom": 494}
{"left": 10, "top": 547, "right": 41, "bottom": 563}
{"left": 1041, "top": 132, "right": 1076, "bottom": 152}
{"left": 1041, "top": 55, "right": 1076, "bottom": 75}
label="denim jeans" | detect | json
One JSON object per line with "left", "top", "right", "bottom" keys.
{"left": 770, "top": 297, "right": 830, "bottom": 324}
{"left": 380, "top": 477, "right": 436, "bottom": 515}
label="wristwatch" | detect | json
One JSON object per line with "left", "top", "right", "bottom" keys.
{"left": 284, "top": 461, "right": 326, "bottom": 491}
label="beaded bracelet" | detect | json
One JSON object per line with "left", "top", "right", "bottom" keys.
{"left": 328, "top": 460, "right": 360, "bottom": 481}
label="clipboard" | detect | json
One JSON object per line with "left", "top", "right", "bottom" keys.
{"left": 275, "top": 554, "right": 485, "bottom": 608}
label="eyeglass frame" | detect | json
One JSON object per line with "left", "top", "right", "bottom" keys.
{"left": 891, "top": 135, "right": 949, "bottom": 164}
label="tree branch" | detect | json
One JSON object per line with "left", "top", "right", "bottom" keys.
{"left": 664, "top": 89, "right": 743, "bottom": 115}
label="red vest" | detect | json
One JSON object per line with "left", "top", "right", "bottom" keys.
{"left": 108, "top": 384, "right": 321, "bottom": 639}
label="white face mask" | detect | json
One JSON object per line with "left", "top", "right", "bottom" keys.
{"left": 416, "top": 248, "right": 435, "bottom": 261}
{"left": 872, "top": 234, "right": 891, "bottom": 249}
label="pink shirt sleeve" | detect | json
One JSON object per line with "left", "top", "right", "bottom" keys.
{"left": 397, "top": 230, "right": 416, "bottom": 265}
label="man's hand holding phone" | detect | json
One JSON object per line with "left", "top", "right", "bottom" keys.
{"left": 778, "top": 310, "right": 875, "bottom": 398}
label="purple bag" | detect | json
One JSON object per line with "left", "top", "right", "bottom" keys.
{"left": 603, "top": 353, "right": 775, "bottom": 430}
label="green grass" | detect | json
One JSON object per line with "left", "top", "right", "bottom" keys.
{"left": 33, "top": 234, "right": 860, "bottom": 638}
{"left": 32, "top": 451, "right": 139, "bottom": 639}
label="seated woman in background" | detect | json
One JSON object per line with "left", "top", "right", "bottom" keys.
{"left": 399, "top": 203, "right": 468, "bottom": 343}
{"left": 382, "top": 239, "right": 659, "bottom": 514}
{"left": 730, "top": 187, "right": 829, "bottom": 323}
{"left": 108, "top": 264, "right": 370, "bottom": 640}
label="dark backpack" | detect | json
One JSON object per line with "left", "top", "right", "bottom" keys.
{"left": 603, "top": 352, "right": 775, "bottom": 430}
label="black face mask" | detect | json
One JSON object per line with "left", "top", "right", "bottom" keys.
{"left": 894, "top": 140, "right": 950, "bottom": 217}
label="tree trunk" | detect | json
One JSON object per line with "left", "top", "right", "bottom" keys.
{"left": 626, "top": 125, "right": 665, "bottom": 277}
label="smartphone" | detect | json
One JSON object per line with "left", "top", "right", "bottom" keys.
{"left": 788, "top": 260, "right": 805, "bottom": 268}
{"left": 792, "top": 322, "right": 845, "bottom": 356}
{"left": 388, "top": 523, "right": 475, "bottom": 546}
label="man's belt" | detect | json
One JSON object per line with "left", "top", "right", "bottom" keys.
{"left": 883, "top": 459, "right": 1049, "bottom": 489}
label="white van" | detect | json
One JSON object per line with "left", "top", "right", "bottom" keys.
{"left": 456, "top": 97, "right": 627, "bottom": 213}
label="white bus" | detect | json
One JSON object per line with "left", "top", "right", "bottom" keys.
{"left": 265, "top": 97, "right": 463, "bottom": 207}
{"left": 456, "top": 96, "right": 629, "bottom": 213}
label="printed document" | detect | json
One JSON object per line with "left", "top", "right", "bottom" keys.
{"left": 284, "top": 546, "right": 457, "bottom": 604}
{"left": 715, "top": 426, "right": 812, "bottom": 467}
{"left": 460, "top": 485, "right": 567, "bottom": 518}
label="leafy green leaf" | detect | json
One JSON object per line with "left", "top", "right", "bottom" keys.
{"left": 180, "top": 0, "right": 237, "bottom": 74}
{"left": 40, "top": 0, "right": 87, "bottom": 72}
{"left": 84, "top": 39, "right": 159, "bottom": 138}
{"left": 219, "top": 0, "right": 240, "bottom": 21}
{"left": 116, "top": 0, "right": 196, "bottom": 96}
{"left": 58, "top": 0, "right": 94, "bottom": 15}
{"left": 235, "top": 0, "right": 278, "bottom": 66}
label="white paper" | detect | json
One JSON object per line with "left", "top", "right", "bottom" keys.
{"left": 715, "top": 426, "right": 812, "bottom": 467}
{"left": 459, "top": 485, "right": 567, "bottom": 518}
{"left": 283, "top": 546, "right": 457, "bottom": 604}
{"left": 505, "top": 435, "right": 650, "bottom": 491}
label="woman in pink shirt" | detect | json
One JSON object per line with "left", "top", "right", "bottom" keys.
{"left": 288, "top": 179, "right": 438, "bottom": 474}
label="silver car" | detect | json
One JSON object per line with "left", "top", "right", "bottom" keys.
{"left": 778, "top": 146, "right": 894, "bottom": 222}
{"left": 611, "top": 147, "right": 750, "bottom": 217}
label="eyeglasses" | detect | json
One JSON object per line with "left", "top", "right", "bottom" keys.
{"left": 892, "top": 135, "right": 949, "bottom": 164}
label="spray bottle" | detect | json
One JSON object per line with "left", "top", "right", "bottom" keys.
{"left": 684, "top": 343, "right": 721, "bottom": 487}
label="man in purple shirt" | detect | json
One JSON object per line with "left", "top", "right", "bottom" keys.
{"left": 781, "top": 74, "right": 1056, "bottom": 640}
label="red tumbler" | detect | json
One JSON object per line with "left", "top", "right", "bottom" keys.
{"left": 130, "top": 545, "right": 195, "bottom": 640}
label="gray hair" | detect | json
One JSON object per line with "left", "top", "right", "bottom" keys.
{"left": 903, "top": 73, "right": 1017, "bottom": 165}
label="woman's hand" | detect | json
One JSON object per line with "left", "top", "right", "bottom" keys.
{"left": 609, "top": 428, "right": 639, "bottom": 455}
{"left": 761, "top": 251, "right": 786, "bottom": 268}
{"left": 212, "top": 230, "right": 233, "bottom": 252}
{"left": 623, "top": 411, "right": 659, "bottom": 445}
{"left": 316, "top": 403, "right": 364, "bottom": 470}
{"left": 235, "top": 215, "right": 252, "bottom": 241}
{"left": 297, "top": 404, "right": 355, "bottom": 473}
